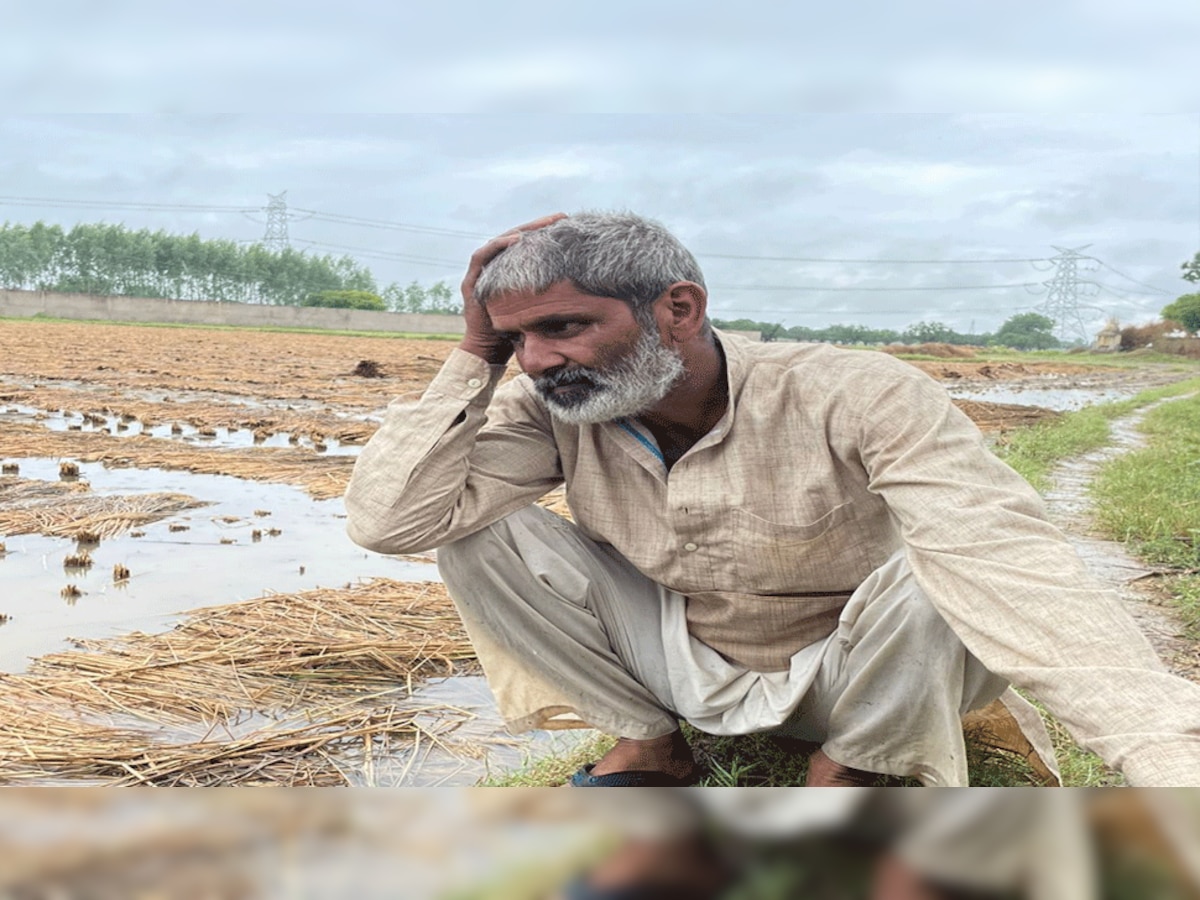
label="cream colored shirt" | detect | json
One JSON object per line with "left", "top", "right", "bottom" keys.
{"left": 345, "top": 331, "right": 1200, "bottom": 785}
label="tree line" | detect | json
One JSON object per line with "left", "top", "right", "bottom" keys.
{"left": 712, "top": 313, "right": 1062, "bottom": 350}
{"left": 0, "top": 220, "right": 459, "bottom": 314}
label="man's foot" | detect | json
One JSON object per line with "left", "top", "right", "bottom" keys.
{"left": 805, "top": 747, "right": 883, "bottom": 786}
{"left": 870, "top": 852, "right": 954, "bottom": 900}
{"left": 587, "top": 729, "right": 699, "bottom": 783}
{"left": 556, "top": 835, "right": 730, "bottom": 899}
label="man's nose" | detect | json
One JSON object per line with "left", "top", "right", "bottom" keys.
{"left": 515, "top": 335, "right": 567, "bottom": 377}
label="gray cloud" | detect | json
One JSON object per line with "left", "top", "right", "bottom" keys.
{"left": 0, "top": 113, "right": 1196, "bottom": 336}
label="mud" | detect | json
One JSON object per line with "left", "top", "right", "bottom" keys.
{"left": 1041, "top": 404, "right": 1200, "bottom": 680}
{"left": 0, "top": 458, "right": 437, "bottom": 673}
{"left": 2, "top": 318, "right": 1197, "bottom": 784}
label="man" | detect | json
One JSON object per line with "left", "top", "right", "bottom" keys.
{"left": 345, "top": 211, "right": 1200, "bottom": 788}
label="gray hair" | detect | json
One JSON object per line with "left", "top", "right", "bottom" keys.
{"left": 474, "top": 212, "right": 706, "bottom": 327}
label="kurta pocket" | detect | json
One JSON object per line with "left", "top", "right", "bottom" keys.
{"left": 730, "top": 502, "right": 862, "bottom": 594}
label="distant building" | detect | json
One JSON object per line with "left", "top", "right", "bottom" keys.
{"left": 1093, "top": 317, "right": 1121, "bottom": 352}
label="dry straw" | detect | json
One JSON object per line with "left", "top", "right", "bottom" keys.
{"left": 0, "top": 476, "right": 205, "bottom": 539}
{"left": 0, "top": 579, "right": 478, "bottom": 786}
{"left": 0, "top": 423, "right": 353, "bottom": 499}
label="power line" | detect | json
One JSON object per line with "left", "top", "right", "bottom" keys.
{"left": 710, "top": 282, "right": 1040, "bottom": 292}
{"left": 710, "top": 304, "right": 1042, "bottom": 316}
{"left": 290, "top": 238, "right": 461, "bottom": 268}
{"left": 0, "top": 194, "right": 254, "bottom": 213}
{"left": 290, "top": 208, "right": 490, "bottom": 240}
{"left": 699, "top": 252, "right": 1046, "bottom": 264}
{"left": 262, "top": 191, "right": 290, "bottom": 252}
{"left": 1033, "top": 245, "right": 1096, "bottom": 343}
{"left": 1092, "top": 260, "right": 1174, "bottom": 296}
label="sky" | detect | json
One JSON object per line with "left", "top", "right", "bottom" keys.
{"left": 3, "top": 3, "right": 1200, "bottom": 339}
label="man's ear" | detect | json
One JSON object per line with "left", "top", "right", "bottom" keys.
{"left": 655, "top": 281, "right": 708, "bottom": 344}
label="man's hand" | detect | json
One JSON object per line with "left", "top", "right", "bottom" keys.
{"left": 459, "top": 213, "right": 567, "bottom": 365}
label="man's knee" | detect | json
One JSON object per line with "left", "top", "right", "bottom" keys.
{"left": 436, "top": 505, "right": 568, "bottom": 587}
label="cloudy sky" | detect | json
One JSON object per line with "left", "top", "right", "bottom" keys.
{"left": 3, "top": 4, "right": 1199, "bottom": 339}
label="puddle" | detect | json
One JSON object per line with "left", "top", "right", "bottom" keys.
{"left": 0, "top": 374, "right": 333, "bottom": 413}
{"left": 0, "top": 374, "right": 391, "bottom": 422}
{"left": 945, "top": 384, "right": 1134, "bottom": 411}
{"left": 0, "top": 458, "right": 437, "bottom": 672}
{"left": 0, "top": 403, "right": 363, "bottom": 455}
{"left": 379, "top": 674, "right": 593, "bottom": 786}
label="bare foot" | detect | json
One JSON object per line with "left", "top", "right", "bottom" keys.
{"left": 589, "top": 729, "right": 698, "bottom": 782}
{"left": 805, "top": 747, "right": 883, "bottom": 786}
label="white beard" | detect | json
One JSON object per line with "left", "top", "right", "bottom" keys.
{"left": 533, "top": 327, "right": 686, "bottom": 425}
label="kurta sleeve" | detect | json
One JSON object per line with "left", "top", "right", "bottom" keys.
{"left": 855, "top": 361, "right": 1200, "bottom": 786}
{"left": 344, "top": 348, "right": 563, "bottom": 555}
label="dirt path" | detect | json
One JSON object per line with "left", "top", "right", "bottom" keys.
{"left": 1041, "top": 402, "right": 1199, "bottom": 680}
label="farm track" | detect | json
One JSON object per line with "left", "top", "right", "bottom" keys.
{"left": 1042, "top": 404, "right": 1200, "bottom": 681}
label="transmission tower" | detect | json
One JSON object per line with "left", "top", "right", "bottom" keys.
{"left": 262, "top": 191, "right": 290, "bottom": 252}
{"left": 1033, "top": 245, "right": 1100, "bottom": 345}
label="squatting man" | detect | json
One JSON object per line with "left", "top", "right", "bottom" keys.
{"left": 345, "top": 211, "right": 1200, "bottom": 788}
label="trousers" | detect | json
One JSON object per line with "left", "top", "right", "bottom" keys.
{"left": 437, "top": 505, "right": 1057, "bottom": 785}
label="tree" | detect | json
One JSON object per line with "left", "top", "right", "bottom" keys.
{"left": 1161, "top": 293, "right": 1200, "bottom": 333}
{"left": 1182, "top": 252, "right": 1199, "bottom": 284}
{"left": 900, "top": 321, "right": 954, "bottom": 344}
{"left": 992, "top": 313, "right": 1060, "bottom": 350}
{"left": 301, "top": 290, "right": 386, "bottom": 311}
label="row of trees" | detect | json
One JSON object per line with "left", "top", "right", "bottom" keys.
{"left": 713, "top": 313, "right": 1062, "bottom": 350}
{"left": 0, "top": 221, "right": 460, "bottom": 314}
{"left": 8, "top": 221, "right": 1196, "bottom": 335}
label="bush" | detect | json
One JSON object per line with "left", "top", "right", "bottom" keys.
{"left": 1161, "top": 293, "right": 1200, "bottom": 334}
{"left": 1119, "top": 321, "right": 1177, "bottom": 351}
{"left": 301, "top": 290, "right": 386, "bottom": 311}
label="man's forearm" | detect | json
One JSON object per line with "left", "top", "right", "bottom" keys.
{"left": 344, "top": 349, "right": 507, "bottom": 554}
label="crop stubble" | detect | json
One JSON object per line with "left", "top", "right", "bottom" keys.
{"left": 0, "top": 319, "right": 1073, "bottom": 784}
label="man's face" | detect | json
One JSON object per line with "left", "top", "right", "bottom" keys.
{"left": 487, "top": 281, "right": 685, "bottom": 425}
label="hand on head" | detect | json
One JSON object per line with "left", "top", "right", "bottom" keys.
{"left": 459, "top": 213, "right": 567, "bottom": 364}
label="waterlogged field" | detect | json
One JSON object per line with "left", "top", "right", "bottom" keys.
{"left": 0, "top": 317, "right": 1193, "bottom": 786}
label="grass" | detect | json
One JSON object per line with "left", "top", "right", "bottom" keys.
{"left": 479, "top": 733, "right": 615, "bottom": 787}
{"left": 1089, "top": 389, "right": 1200, "bottom": 640}
{"left": 0, "top": 312, "right": 462, "bottom": 341}
{"left": 992, "top": 376, "right": 1200, "bottom": 490}
{"left": 484, "top": 375, "right": 1200, "bottom": 791}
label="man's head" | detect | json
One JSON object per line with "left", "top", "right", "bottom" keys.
{"left": 475, "top": 212, "right": 708, "bottom": 425}
{"left": 474, "top": 211, "right": 707, "bottom": 331}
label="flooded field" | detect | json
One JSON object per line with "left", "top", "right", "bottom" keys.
{"left": 0, "top": 319, "right": 1192, "bottom": 785}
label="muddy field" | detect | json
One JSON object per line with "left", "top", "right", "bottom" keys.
{"left": 0, "top": 318, "right": 1192, "bottom": 786}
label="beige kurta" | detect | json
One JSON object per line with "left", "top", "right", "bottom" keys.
{"left": 345, "top": 331, "right": 1200, "bottom": 785}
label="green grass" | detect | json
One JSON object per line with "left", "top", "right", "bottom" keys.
{"left": 1088, "top": 390, "right": 1200, "bottom": 641}
{"left": 1091, "top": 391, "right": 1200, "bottom": 572}
{"left": 0, "top": 312, "right": 462, "bottom": 341}
{"left": 992, "top": 377, "right": 1200, "bottom": 490}
{"left": 479, "top": 733, "right": 615, "bottom": 787}
{"left": 485, "top": 376, "right": 1200, "bottom": 791}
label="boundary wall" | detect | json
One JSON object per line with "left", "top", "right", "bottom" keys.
{"left": 0, "top": 289, "right": 466, "bottom": 335}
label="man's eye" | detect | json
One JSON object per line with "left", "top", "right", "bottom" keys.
{"left": 542, "top": 322, "right": 584, "bottom": 336}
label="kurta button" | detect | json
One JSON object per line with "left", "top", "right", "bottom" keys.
{"left": 683, "top": 542, "right": 698, "bottom": 552}
{"left": 467, "top": 378, "right": 482, "bottom": 388}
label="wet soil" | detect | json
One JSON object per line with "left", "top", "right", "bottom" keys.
{"left": 1041, "top": 404, "right": 1200, "bottom": 681}
{"left": 1, "top": 318, "right": 1197, "bottom": 783}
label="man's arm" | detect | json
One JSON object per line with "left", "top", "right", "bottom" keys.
{"left": 855, "top": 359, "right": 1200, "bottom": 785}
{"left": 344, "top": 352, "right": 561, "bottom": 555}
{"left": 344, "top": 216, "right": 567, "bottom": 555}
